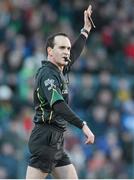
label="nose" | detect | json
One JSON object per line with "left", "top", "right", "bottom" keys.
{"left": 64, "top": 48, "right": 70, "bottom": 56}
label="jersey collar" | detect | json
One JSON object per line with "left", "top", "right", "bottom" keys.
{"left": 41, "top": 60, "right": 61, "bottom": 73}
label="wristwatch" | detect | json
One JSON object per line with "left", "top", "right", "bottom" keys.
{"left": 82, "top": 121, "right": 87, "bottom": 126}
{"left": 80, "top": 28, "right": 89, "bottom": 35}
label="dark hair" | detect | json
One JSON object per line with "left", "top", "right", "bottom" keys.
{"left": 45, "top": 32, "right": 69, "bottom": 56}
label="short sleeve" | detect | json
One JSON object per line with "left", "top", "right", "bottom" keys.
{"left": 40, "top": 73, "right": 64, "bottom": 107}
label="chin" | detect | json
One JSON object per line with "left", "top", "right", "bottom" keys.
{"left": 58, "top": 62, "right": 66, "bottom": 66}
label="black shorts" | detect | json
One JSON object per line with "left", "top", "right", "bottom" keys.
{"left": 28, "top": 124, "right": 71, "bottom": 173}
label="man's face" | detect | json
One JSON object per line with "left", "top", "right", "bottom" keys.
{"left": 48, "top": 35, "right": 71, "bottom": 67}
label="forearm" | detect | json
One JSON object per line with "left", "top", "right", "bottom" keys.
{"left": 53, "top": 101, "right": 83, "bottom": 129}
{"left": 63, "top": 33, "right": 87, "bottom": 74}
{"left": 70, "top": 34, "right": 87, "bottom": 65}
{"left": 80, "top": 27, "right": 91, "bottom": 39}
{"left": 63, "top": 4, "right": 93, "bottom": 74}
{"left": 70, "top": 5, "right": 92, "bottom": 64}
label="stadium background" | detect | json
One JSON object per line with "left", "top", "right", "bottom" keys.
{"left": 0, "top": 0, "right": 134, "bottom": 178}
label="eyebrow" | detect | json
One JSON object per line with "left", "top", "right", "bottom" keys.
{"left": 59, "top": 46, "right": 71, "bottom": 49}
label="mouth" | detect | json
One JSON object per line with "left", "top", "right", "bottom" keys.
{"left": 63, "top": 57, "right": 71, "bottom": 62}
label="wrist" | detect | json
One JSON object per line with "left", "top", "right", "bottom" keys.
{"left": 80, "top": 28, "right": 91, "bottom": 38}
{"left": 82, "top": 121, "right": 87, "bottom": 128}
{"left": 81, "top": 28, "right": 89, "bottom": 35}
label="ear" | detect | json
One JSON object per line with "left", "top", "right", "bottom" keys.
{"left": 47, "top": 47, "right": 53, "bottom": 56}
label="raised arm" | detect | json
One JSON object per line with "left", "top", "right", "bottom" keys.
{"left": 69, "top": 5, "right": 93, "bottom": 68}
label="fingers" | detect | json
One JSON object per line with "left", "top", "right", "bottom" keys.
{"left": 88, "top": 4, "right": 92, "bottom": 11}
{"left": 87, "top": 5, "right": 92, "bottom": 17}
{"left": 85, "top": 135, "right": 95, "bottom": 144}
{"left": 85, "top": 5, "right": 96, "bottom": 28}
{"left": 84, "top": 5, "right": 92, "bottom": 17}
{"left": 85, "top": 139, "right": 94, "bottom": 144}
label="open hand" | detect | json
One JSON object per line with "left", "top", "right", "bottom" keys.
{"left": 83, "top": 5, "right": 93, "bottom": 32}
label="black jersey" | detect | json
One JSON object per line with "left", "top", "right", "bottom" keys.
{"left": 33, "top": 34, "right": 87, "bottom": 130}
{"left": 33, "top": 61, "right": 69, "bottom": 129}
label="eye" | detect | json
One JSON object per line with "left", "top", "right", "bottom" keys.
{"left": 60, "top": 46, "right": 65, "bottom": 49}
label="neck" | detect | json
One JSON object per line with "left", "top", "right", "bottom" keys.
{"left": 48, "top": 58, "right": 64, "bottom": 71}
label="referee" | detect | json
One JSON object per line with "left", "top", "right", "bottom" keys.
{"left": 26, "top": 5, "right": 95, "bottom": 179}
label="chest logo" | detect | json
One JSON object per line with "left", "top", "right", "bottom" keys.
{"left": 44, "top": 79, "right": 56, "bottom": 90}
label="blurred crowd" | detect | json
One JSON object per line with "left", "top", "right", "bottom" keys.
{"left": 0, "top": 0, "right": 134, "bottom": 179}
